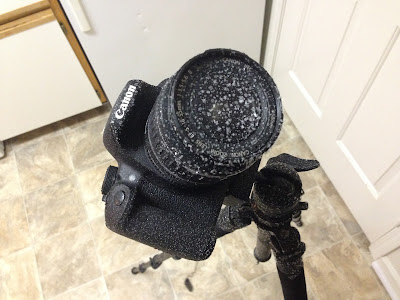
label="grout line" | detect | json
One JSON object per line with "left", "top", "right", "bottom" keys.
{"left": 15, "top": 141, "right": 74, "bottom": 196}
{"left": 77, "top": 178, "right": 110, "bottom": 300}
{"left": 62, "top": 112, "right": 110, "bottom": 135}
{"left": 162, "top": 264, "right": 178, "bottom": 300}
{"left": 100, "top": 276, "right": 111, "bottom": 300}
{"left": 314, "top": 184, "right": 355, "bottom": 238}
{"left": 301, "top": 185, "right": 347, "bottom": 258}
{"left": 67, "top": 136, "right": 110, "bottom": 300}
{"left": 59, "top": 116, "right": 115, "bottom": 298}
{"left": 4, "top": 108, "right": 112, "bottom": 299}
{"left": 62, "top": 117, "right": 115, "bottom": 174}
{"left": 8, "top": 152, "right": 24, "bottom": 199}
{"left": 61, "top": 128, "right": 77, "bottom": 175}
{"left": 217, "top": 237, "right": 248, "bottom": 300}
{"left": 33, "top": 221, "right": 108, "bottom": 300}
{"left": 47, "top": 276, "right": 106, "bottom": 300}
{"left": 62, "top": 115, "right": 110, "bottom": 138}
{"left": 12, "top": 149, "right": 46, "bottom": 299}
{"left": 19, "top": 152, "right": 114, "bottom": 198}
{"left": 10, "top": 129, "right": 65, "bottom": 154}
{"left": 12, "top": 151, "right": 45, "bottom": 300}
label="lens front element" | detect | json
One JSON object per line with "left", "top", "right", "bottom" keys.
{"left": 146, "top": 49, "right": 283, "bottom": 186}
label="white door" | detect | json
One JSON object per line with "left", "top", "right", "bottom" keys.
{"left": 265, "top": 0, "right": 400, "bottom": 246}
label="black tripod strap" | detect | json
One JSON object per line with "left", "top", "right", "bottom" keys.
{"left": 277, "top": 267, "right": 308, "bottom": 300}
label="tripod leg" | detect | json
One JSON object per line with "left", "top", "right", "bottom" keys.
{"left": 277, "top": 266, "right": 307, "bottom": 300}
{"left": 131, "top": 252, "right": 177, "bottom": 274}
{"left": 254, "top": 228, "right": 272, "bottom": 262}
{"left": 269, "top": 226, "right": 307, "bottom": 300}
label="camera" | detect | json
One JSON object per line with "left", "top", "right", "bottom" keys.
{"left": 101, "top": 49, "right": 283, "bottom": 260}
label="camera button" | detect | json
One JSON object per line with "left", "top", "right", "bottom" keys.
{"left": 114, "top": 190, "right": 125, "bottom": 206}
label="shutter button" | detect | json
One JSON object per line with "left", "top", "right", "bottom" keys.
{"left": 114, "top": 190, "right": 125, "bottom": 205}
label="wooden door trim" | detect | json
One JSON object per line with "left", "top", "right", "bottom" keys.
{"left": 0, "top": 1, "right": 50, "bottom": 25}
{"left": 48, "top": 0, "right": 107, "bottom": 103}
{"left": 0, "top": 3, "right": 55, "bottom": 40}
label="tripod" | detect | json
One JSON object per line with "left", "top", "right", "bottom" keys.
{"left": 130, "top": 154, "right": 319, "bottom": 300}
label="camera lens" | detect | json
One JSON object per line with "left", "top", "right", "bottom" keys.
{"left": 145, "top": 49, "right": 282, "bottom": 186}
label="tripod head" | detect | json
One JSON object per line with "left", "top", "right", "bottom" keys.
{"left": 100, "top": 49, "right": 283, "bottom": 260}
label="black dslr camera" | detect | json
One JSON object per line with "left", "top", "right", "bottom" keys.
{"left": 101, "top": 49, "right": 283, "bottom": 260}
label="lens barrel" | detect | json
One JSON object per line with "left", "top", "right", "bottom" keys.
{"left": 145, "top": 49, "right": 282, "bottom": 186}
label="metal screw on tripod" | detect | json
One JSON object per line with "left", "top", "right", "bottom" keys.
{"left": 292, "top": 211, "right": 303, "bottom": 227}
{"left": 114, "top": 190, "right": 125, "bottom": 205}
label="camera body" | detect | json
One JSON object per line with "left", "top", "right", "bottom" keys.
{"left": 101, "top": 79, "right": 259, "bottom": 260}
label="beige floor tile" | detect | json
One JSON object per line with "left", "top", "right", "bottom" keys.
{"left": 0, "top": 196, "right": 31, "bottom": 258}
{"left": 282, "top": 111, "right": 301, "bottom": 140}
{"left": 61, "top": 104, "right": 111, "bottom": 133}
{"left": 305, "top": 238, "right": 388, "bottom": 300}
{"left": 105, "top": 265, "right": 174, "bottom": 300}
{"left": 90, "top": 217, "right": 158, "bottom": 275}
{"left": 24, "top": 177, "right": 87, "bottom": 242}
{"left": 299, "top": 167, "right": 330, "bottom": 198}
{"left": 0, "top": 248, "right": 42, "bottom": 300}
{"left": 241, "top": 271, "right": 284, "bottom": 300}
{"left": 52, "top": 278, "right": 108, "bottom": 300}
{"left": 174, "top": 292, "right": 206, "bottom": 300}
{"left": 10, "top": 122, "right": 64, "bottom": 152}
{"left": 35, "top": 223, "right": 101, "bottom": 299}
{"left": 352, "top": 232, "right": 374, "bottom": 265}
{"left": 15, "top": 135, "right": 74, "bottom": 193}
{"left": 64, "top": 118, "right": 113, "bottom": 172}
{"left": 220, "top": 229, "right": 276, "bottom": 285}
{"left": 212, "top": 288, "right": 244, "bottom": 300}
{"left": 76, "top": 161, "right": 117, "bottom": 221}
{"left": 321, "top": 181, "right": 362, "bottom": 236}
{"left": 310, "top": 167, "right": 330, "bottom": 186}
{"left": 164, "top": 241, "right": 237, "bottom": 299}
{"left": 241, "top": 271, "right": 316, "bottom": 300}
{"left": 239, "top": 222, "right": 258, "bottom": 250}
{"left": 0, "top": 154, "right": 22, "bottom": 202}
{"left": 351, "top": 233, "right": 391, "bottom": 299}
{"left": 288, "top": 136, "right": 315, "bottom": 159}
{"left": 298, "top": 170, "right": 319, "bottom": 190}
{"left": 297, "top": 186, "right": 347, "bottom": 256}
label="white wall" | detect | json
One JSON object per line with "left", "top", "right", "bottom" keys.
{"left": 59, "top": 0, "right": 266, "bottom": 104}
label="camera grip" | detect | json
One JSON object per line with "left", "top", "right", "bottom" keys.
{"left": 112, "top": 203, "right": 217, "bottom": 261}
{"left": 105, "top": 180, "right": 223, "bottom": 260}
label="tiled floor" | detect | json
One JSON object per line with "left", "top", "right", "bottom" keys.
{"left": 0, "top": 104, "right": 390, "bottom": 300}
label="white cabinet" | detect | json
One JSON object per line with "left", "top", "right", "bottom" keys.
{"left": 0, "top": 16, "right": 101, "bottom": 140}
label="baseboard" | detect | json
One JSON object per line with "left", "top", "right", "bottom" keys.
{"left": 370, "top": 226, "right": 400, "bottom": 260}
{"left": 372, "top": 257, "right": 400, "bottom": 300}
